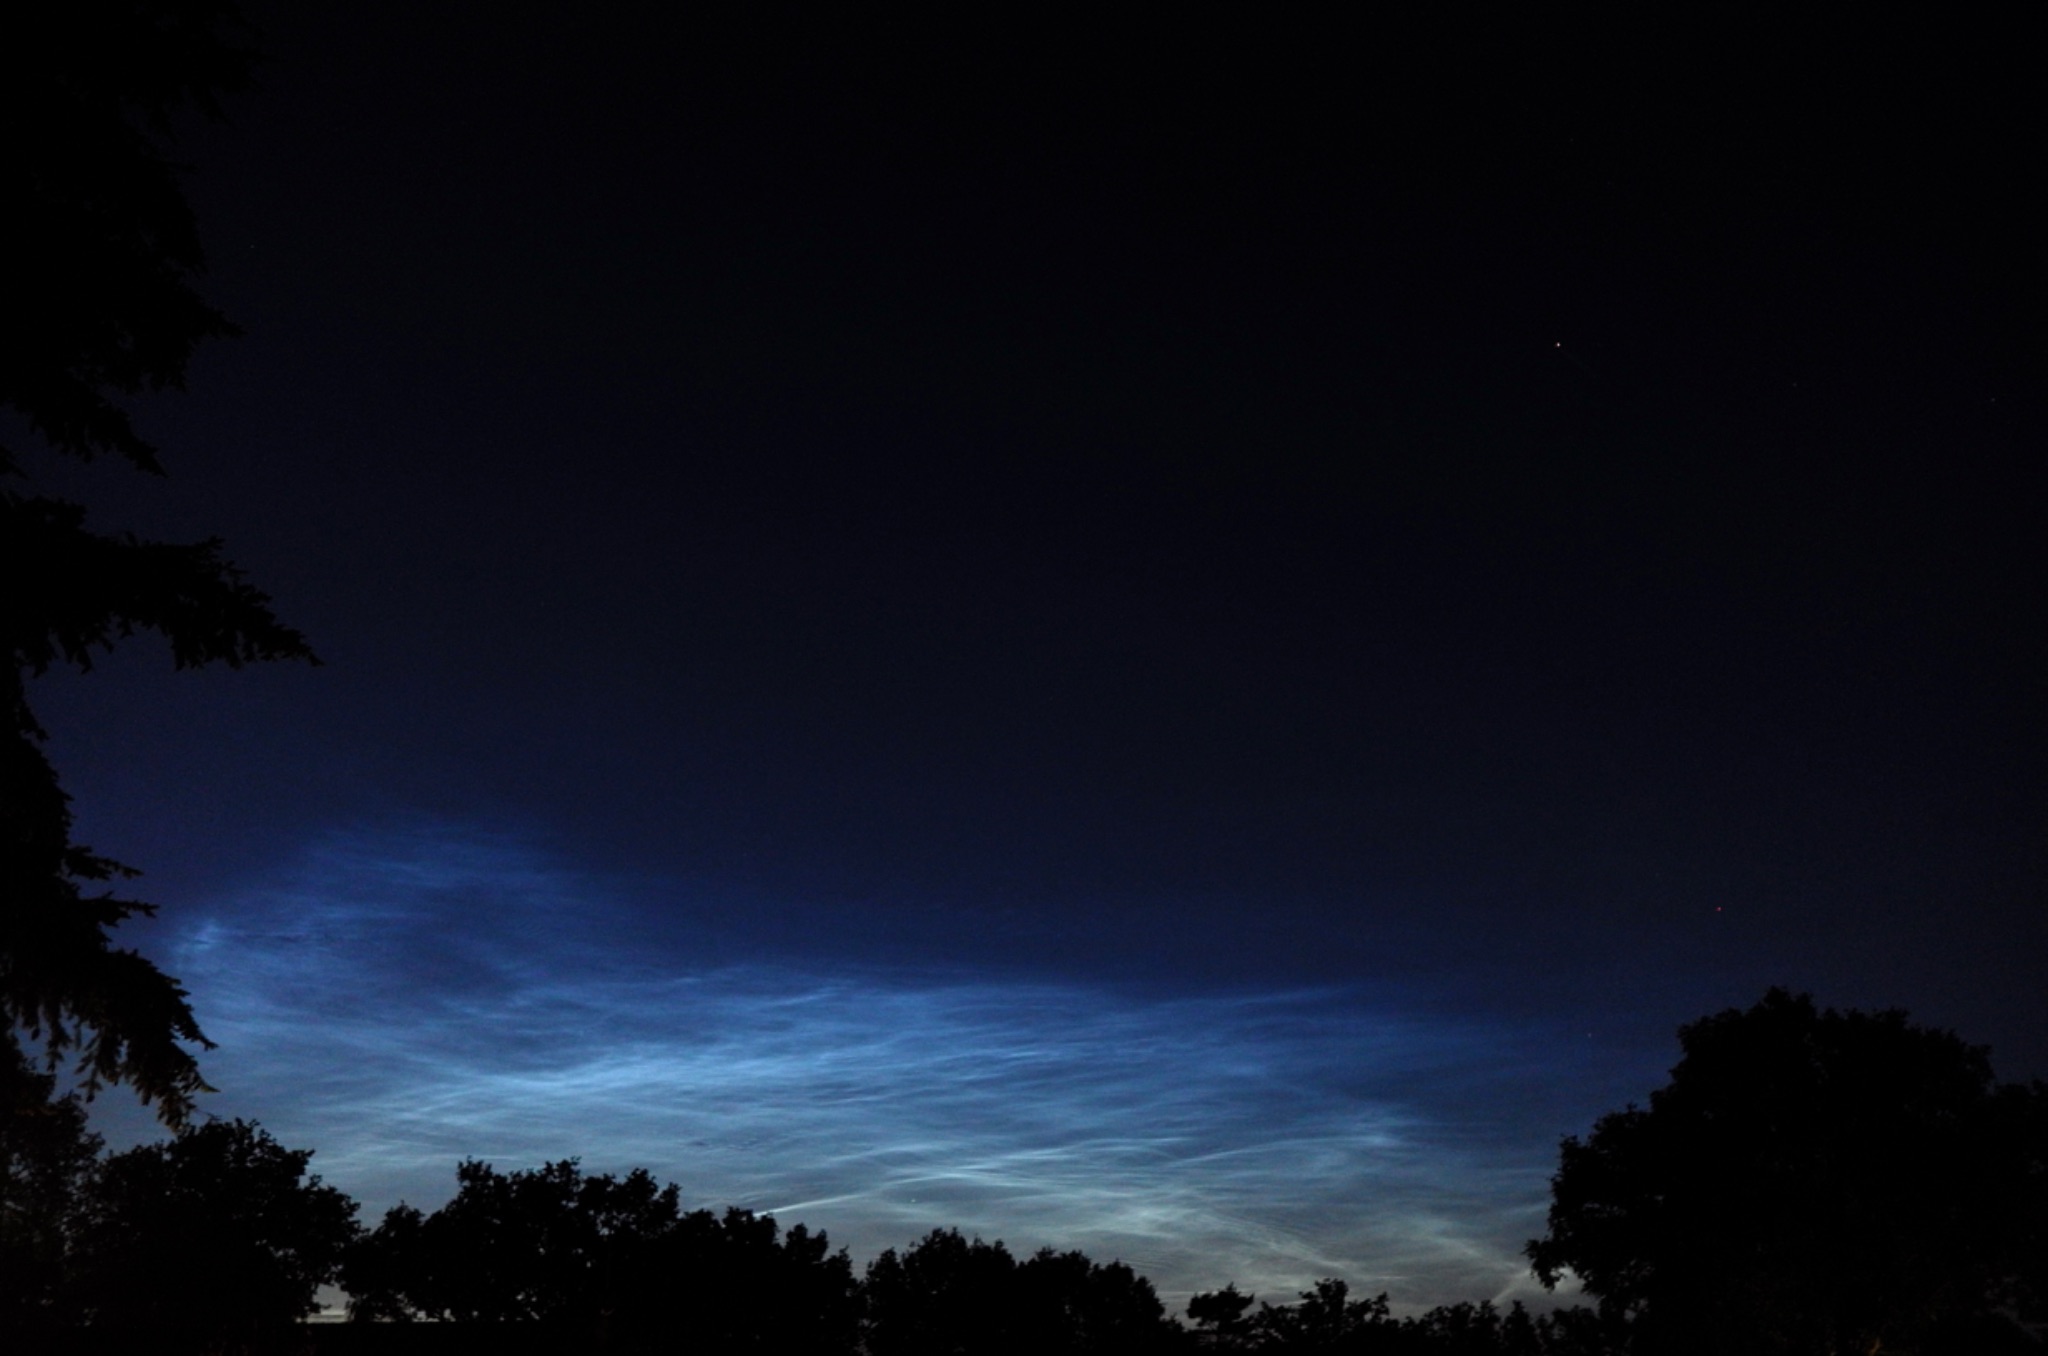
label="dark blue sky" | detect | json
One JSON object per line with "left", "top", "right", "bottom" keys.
{"left": 35, "top": 3, "right": 2045, "bottom": 1310}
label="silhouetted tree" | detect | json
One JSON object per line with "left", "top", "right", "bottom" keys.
{"left": 345, "top": 1158, "right": 863, "bottom": 1351}
{"left": 336, "top": 1198, "right": 430, "bottom": 1323}
{"left": 1189, "top": 1282, "right": 1259, "bottom": 1348}
{"left": 1015, "top": 1245, "right": 1178, "bottom": 1354}
{"left": 617, "top": 1204, "right": 862, "bottom": 1354}
{"left": 343, "top": 1158, "right": 682, "bottom": 1324}
{"left": 1189, "top": 1284, "right": 1623, "bottom": 1356}
{"left": 2, "top": 2, "right": 312, "bottom": 1125}
{"left": 0, "top": 1033, "right": 102, "bottom": 1333}
{"left": 1247, "top": 1278, "right": 1400, "bottom": 1352}
{"left": 1527, "top": 988, "right": 2048, "bottom": 1355}
{"left": 864, "top": 1228, "right": 1030, "bottom": 1356}
{"left": 66, "top": 1117, "right": 358, "bottom": 1340}
{"left": 1406, "top": 1301, "right": 1544, "bottom": 1356}
{"left": 863, "top": 1228, "right": 1178, "bottom": 1355}
{"left": 1520, "top": 1304, "right": 1629, "bottom": 1356}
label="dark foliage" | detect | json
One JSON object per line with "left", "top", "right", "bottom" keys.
{"left": 1183, "top": 1281, "right": 1618, "bottom": 1355}
{"left": 1527, "top": 987, "right": 2048, "bottom": 1355}
{"left": 863, "top": 1226, "right": 1177, "bottom": 1356}
{"left": 65, "top": 1117, "right": 358, "bottom": 1338}
{"left": 620, "top": 1202, "right": 863, "bottom": 1354}
{"left": 0, "top": 0, "right": 253, "bottom": 478}
{"left": 343, "top": 1158, "right": 862, "bottom": 1352}
{"left": 343, "top": 1159, "right": 686, "bottom": 1324}
{"left": 1246, "top": 1278, "right": 1400, "bottom": 1352}
{"left": 1016, "top": 1244, "right": 1177, "bottom": 1354}
{"left": 1404, "top": 1301, "right": 1545, "bottom": 1356}
{"left": 0, "top": 0, "right": 312, "bottom": 1124}
{"left": 345, "top": 1190, "right": 1640, "bottom": 1356}
{"left": 1188, "top": 1282, "right": 1260, "bottom": 1345}
{"left": 863, "top": 1228, "right": 1024, "bottom": 1356}
{"left": 0, "top": 1032, "right": 103, "bottom": 1333}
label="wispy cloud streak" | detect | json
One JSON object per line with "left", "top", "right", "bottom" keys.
{"left": 158, "top": 825, "right": 1563, "bottom": 1308}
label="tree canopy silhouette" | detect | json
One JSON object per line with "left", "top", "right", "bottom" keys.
{"left": 65, "top": 1117, "right": 357, "bottom": 1339}
{"left": 0, "top": 1036, "right": 102, "bottom": 1335}
{"left": 1236, "top": 1278, "right": 1398, "bottom": 1353}
{"left": 1527, "top": 987, "right": 2048, "bottom": 1356}
{"left": 636, "top": 1201, "right": 863, "bottom": 1354}
{"left": 343, "top": 1158, "right": 685, "bottom": 1325}
{"left": 1, "top": 1, "right": 311, "bottom": 1124}
{"left": 1183, "top": 1281, "right": 1617, "bottom": 1354}
{"left": 343, "top": 1157, "right": 863, "bottom": 1351}
{"left": 862, "top": 1226, "right": 1178, "bottom": 1356}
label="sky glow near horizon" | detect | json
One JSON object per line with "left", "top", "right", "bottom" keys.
{"left": 137, "top": 824, "right": 1578, "bottom": 1310}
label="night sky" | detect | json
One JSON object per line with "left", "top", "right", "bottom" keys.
{"left": 35, "top": 4, "right": 2045, "bottom": 1312}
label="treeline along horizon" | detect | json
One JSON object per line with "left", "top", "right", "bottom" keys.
{"left": 1, "top": 1089, "right": 1620, "bottom": 1354}
{"left": 5, "top": 991, "right": 2045, "bottom": 1356}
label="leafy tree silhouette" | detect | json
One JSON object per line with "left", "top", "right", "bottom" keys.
{"left": 1406, "top": 1300, "right": 1545, "bottom": 1356}
{"left": 0, "top": 1036, "right": 102, "bottom": 1334}
{"left": 343, "top": 1158, "right": 683, "bottom": 1324}
{"left": 864, "top": 1228, "right": 1029, "bottom": 1356}
{"left": 65, "top": 1117, "right": 358, "bottom": 1341}
{"left": 1, "top": 3, "right": 312, "bottom": 1125}
{"left": 1188, "top": 1282, "right": 1258, "bottom": 1347}
{"left": 1189, "top": 1281, "right": 1623, "bottom": 1355}
{"left": 1527, "top": 987, "right": 2048, "bottom": 1355}
{"left": 1517, "top": 1304, "right": 1631, "bottom": 1356}
{"left": 863, "top": 1227, "right": 1179, "bottom": 1356}
{"left": 1245, "top": 1278, "right": 1399, "bottom": 1353}
{"left": 616, "top": 1203, "right": 862, "bottom": 1354}
{"left": 1016, "top": 1244, "right": 1177, "bottom": 1354}
{"left": 344, "top": 1157, "right": 863, "bottom": 1352}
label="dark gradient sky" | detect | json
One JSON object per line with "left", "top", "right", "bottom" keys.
{"left": 34, "top": 4, "right": 2045, "bottom": 1311}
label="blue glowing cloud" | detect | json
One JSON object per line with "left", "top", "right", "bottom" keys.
{"left": 150, "top": 824, "right": 1572, "bottom": 1309}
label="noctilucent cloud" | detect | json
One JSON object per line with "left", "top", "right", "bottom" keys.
{"left": 121, "top": 822, "right": 1595, "bottom": 1310}
{"left": 37, "top": 1, "right": 2044, "bottom": 1324}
